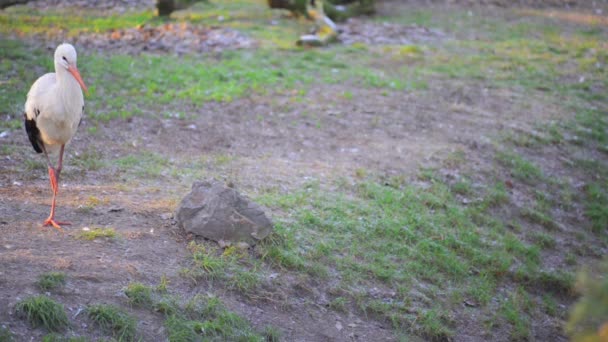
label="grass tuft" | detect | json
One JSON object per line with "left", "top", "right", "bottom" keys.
{"left": 529, "top": 231, "right": 557, "bottom": 249}
{"left": 41, "top": 334, "right": 86, "bottom": 342}
{"left": 36, "top": 272, "right": 67, "bottom": 291}
{"left": 156, "top": 275, "right": 169, "bottom": 293}
{"left": 15, "top": 295, "right": 69, "bottom": 332}
{"left": 164, "top": 315, "right": 200, "bottom": 342}
{"left": 417, "top": 308, "right": 453, "bottom": 340}
{"left": 76, "top": 228, "right": 116, "bottom": 241}
{"left": 180, "top": 242, "right": 261, "bottom": 293}
{"left": 263, "top": 325, "right": 281, "bottom": 342}
{"left": 584, "top": 183, "right": 608, "bottom": 233}
{"left": 153, "top": 298, "right": 180, "bottom": 317}
{"left": 537, "top": 271, "right": 575, "bottom": 295}
{"left": 165, "top": 295, "right": 266, "bottom": 341}
{"left": 124, "top": 282, "right": 153, "bottom": 307}
{"left": 521, "top": 207, "right": 558, "bottom": 230}
{"left": 496, "top": 150, "right": 543, "bottom": 183}
{"left": 87, "top": 304, "right": 137, "bottom": 342}
{"left": 500, "top": 289, "right": 532, "bottom": 340}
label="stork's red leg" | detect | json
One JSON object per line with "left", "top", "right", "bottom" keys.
{"left": 42, "top": 145, "right": 70, "bottom": 231}
{"left": 56, "top": 144, "right": 64, "bottom": 179}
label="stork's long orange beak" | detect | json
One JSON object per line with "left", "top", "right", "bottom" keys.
{"left": 67, "top": 65, "right": 88, "bottom": 94}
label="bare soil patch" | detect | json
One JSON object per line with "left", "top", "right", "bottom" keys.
{"left": 77, "top": 24, "right": 257, "bottom": 55}
{"left": 339, "top": 19, "right": 446, "bottom": 45}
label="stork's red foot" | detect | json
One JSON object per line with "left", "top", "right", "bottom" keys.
{"left": 43, "top": 217, "right": 70, "bottom": 231}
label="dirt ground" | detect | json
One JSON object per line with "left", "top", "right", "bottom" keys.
{"left": 0, "top": 85, "right": 570, "bottom": 342}
{"left": 0, "top": 0, "right": 606, "bottom": 341}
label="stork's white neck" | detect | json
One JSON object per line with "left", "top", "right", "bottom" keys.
{"left": 53, "top": 62, "right": 84, "bottom": 119}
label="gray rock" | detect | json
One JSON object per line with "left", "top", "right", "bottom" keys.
{"left": 176, "top": 181, "right": 273, "bottom": 245}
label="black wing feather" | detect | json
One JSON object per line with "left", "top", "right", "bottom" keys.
{"left": 24, "top": 112, "right": 43, "bottom": 153}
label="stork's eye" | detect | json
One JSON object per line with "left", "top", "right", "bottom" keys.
{"left": 62, "top": 56, "right": 67, "bottom": 62}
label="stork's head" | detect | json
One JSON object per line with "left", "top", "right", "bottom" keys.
{"left": 54, "top": 43, "right": 88, "bottom": 94}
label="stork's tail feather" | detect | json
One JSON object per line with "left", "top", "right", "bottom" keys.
{"left": 24, "top": 112, "right": 43, "bottom": 153}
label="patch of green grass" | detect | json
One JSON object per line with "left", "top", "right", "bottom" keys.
{"left": 537, "top": 270, "right": 575, "bottom": 295}
{"left": 166, "top": 295, "right": 265, "bottom": 342}
{"left": 262, "top": 326, "right": 281, "bottom": 342}
{"left": 481, "top": 181, "right": 509, "bottom": 208}
{"left": 0, "top": 40, "right": 46, "bottom": 123}
{"left": 157, "top": 275, "right": 169, "bottom": 293}
{"left": 228, "top": 269, "right": 260, "bottom": 293}
{"left": 84, "top": 45, "right": 408, "bottom": 111}
{"left": 256, "top": 178, "right": 536, "bottom": 329}
{"left": 503, "top": 130, "right": 550, "bottom": 148}
{"left": 24, "top": 158, "right": 46, "bottom": 172}
{"left": 0, "top": 145, "right": 17, "bottom": 156}
{"left": 153, "top": 298, "right": 180, "bottom": 317}
{"left": 180, "top": 242, "right": 261, "bottom": 293}
{"left": 521, "top": 207, "right": 558, "bottom": 231}
{"left": 0, "top": 118, "right": 21, "bottom": 131}
{"left": 75, "top": 227, "right": 116, "bottom": 241}
{"left": 75, "top": 196, "right": 107, "bottom": 213}
{"left": 467, "top": 274, "right": 495, "bottom": 306}
{"left": 0, "top": 326, "right": 13, "bottom": 342}
{"left": 257, "top": 228, "right": 306, "bottom": 271}
{"left": 499, "top": 289, "right": 532, "bottom": 340}
{"left": 565, "top": 253, "right": 577, "bottom": 266}
{"left": 113, "top": 151, "right": 169, "bottom": 178}
{"left": 451, "top": 179, "right": 472, "bottom": 196}
{"left": 529, "top": 231, "right": 557, "bottom": 249}
{"left": 41, "top": 334, "right": 86, "bottom": 342}
{"left": 496, "top": 150, "right": 543, "bottom": 183}
{"left": 504, "top": 233, "right": 540, "bottom": 266}
{"left": 124, "top": 282, "right": 153, "bottom": 307}
{"left": 445, "top": 149, "right": 467, "bottom": 168}
{"left": 181, "top": 242, "right": 229, "bottom": 281}
{"left": 86, "top": 125, "right": 98, "bottom": 134}
{"left": 36, "top": 272, "right": 67, "bottom": 291}
{"left": 360, "top": 298, "right": 396, "bottom": 321}
{"left": 574, "top": 108, "right": 608, "bottom": 145}
{"left": 417, "top": 308, "right": 453, "bottom": 340}
{"left": 575, "top": 159, "right": 606, "bottom": 176}
{"left": 375, "top": 8, "right": 433, "bottom": 26}
{"left": 87, "top": 304, "right": 137, "bottom": 342}
{"left": 0, "top": 8, "right": 156, "bottom": 36}
{"left": 164, "top": 315, "right": 200, "bottom": 342}
{"left": 212, "top": 153, "right": 234, "bottom": 166}
{"left": 72, "top": 148, "right": 105, "bottom": 171}
{"left": 1, "top": 35, "right": 421, "bottom": 132}
{"left": 15, "top": 295, "right": 69, "bottom": 332}
{"left": 329, "top": 297, "right": 348, "bottom": 312}
{"left": 584, "top": 183, "right": 608, "bottom": 233}
{"left": 379, "top": 6, "right": 607, "bottom": 105}
{"left": 542, "top": 294, "right": 558, "bottom": 317}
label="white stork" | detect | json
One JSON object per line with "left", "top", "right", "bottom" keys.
{"left": 24, "top": 43, "right": 88, "bottom": 230}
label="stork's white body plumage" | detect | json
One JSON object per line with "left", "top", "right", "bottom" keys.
{"left": 24, "top": 43, "right": 87, "bottom": 230}
{"left": 25, "top": 72, "right": 83, "bottom": 151}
